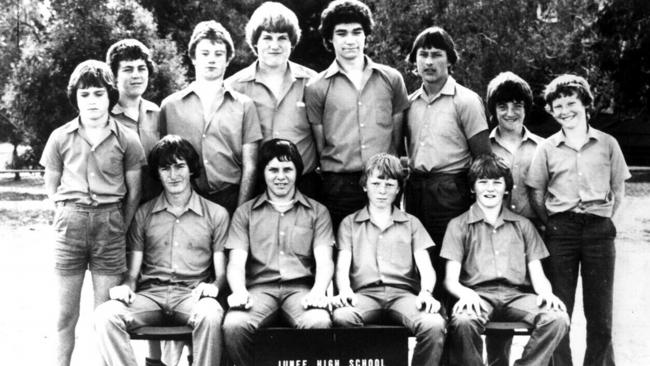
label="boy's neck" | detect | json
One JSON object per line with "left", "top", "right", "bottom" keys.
{"left": 80, "top": 115, "right": 109, "bottom": 129}
{"left": 258, "top": 60, "right": 288, "bottom": 76}
{"left": 561, "top": 123, "right": 589, "bottom": 149}
{"left": 195, "top": 78, "right": 224, "bottom": 91}
{"left": 164, "top": 189, "right": 192, "bottom": 212}
{"left": 423, "top": 76, "right": 448, "bottom": 98}
{"left": 118, "top": 96, "right": 141, "bottom": 121}
{"left": 336, "top": 54, "right": 365, "bottom": 74}
{"left": 368, "top": 204, "right": 392, "bottom": 230}
{"left": 477, "top": 202, "right": 501, "bottom": 226}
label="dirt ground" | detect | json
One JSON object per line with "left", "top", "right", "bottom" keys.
{"left": 1, "top": 173, "right": 649, "bottom": 365}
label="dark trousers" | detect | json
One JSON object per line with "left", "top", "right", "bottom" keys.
{"left": 202, "top": 184, "right": 240, "bottom": 216}
{"left": 405, "top": 171, "right": 472, "bottom": 297}
{"left": 545, "top": 212, "right": 617, "bottom": 366}
{"left": 321, "top": 172, "right": 366, "bottom": 232}
{"left": 297, "top": 170, "right": 323, "bottom": 202}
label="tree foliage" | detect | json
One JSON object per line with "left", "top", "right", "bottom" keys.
{"left": 2, "top": 0, "right": 186, "bottom": 160}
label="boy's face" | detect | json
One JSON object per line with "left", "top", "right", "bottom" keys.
{"left": 473, "top": 177, "right": 506, "bottom": 210}
{"left": 364, "top": 169, "right": 399, "bottom": 210}
{"left": 158, "top": 158, "right": 192, "bottom": 196}
{"left": 192, "top": 39, "right": 229, "bottom": 82}
{"left": 416, "top": 46, "right": 450, "bottom": 86}
{"left": 76, "top": 86, "right": 110, "bottom": 122}
{"left": 331, "top": 23, "right": 365, "bottom": 62}
{"left": 116, "top": 59, "right": 149, "bottom": 99}
{"left": 496, "top": 101, "right": 525, "bottom": 133}
{"left": 256, "top": 31, "right": 292, "bottom": 69}
{"left": 550, "top": 93, "right": 587, "bottom": 131}
{"left": 264, "top": 157, "right": 297, "bottom": 200}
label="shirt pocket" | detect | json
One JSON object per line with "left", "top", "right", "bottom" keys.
{"left": 98, "top": 155, "right": 123, "bottom": 177}
{"left": 389, "top": 236, "right": 413, "bottom": 268}
{"left": 290, "top": 225, "right": 314, "bottom": 256}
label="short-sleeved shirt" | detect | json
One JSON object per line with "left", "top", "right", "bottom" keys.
{"left": 337, "top": 206, "right": 434, "bottom": 293}
{"left": 111, "top": 98, "right": 161, "bottom": 158}
{"left": 490, "top": 126, "right": 543, "bottom": 219}
{"left": 226, "top": 61, "right": 318, "bottom": 174}
{"left": 305, "top": 56, "right": 409, "bottom": 172}
{"left": 128, "top": 190, "right": 229, "bottom": 289}
{"left": 407, "top": 77, "right": 488, "bottom": 174}
{"left": 111, "top": 98, "right": 162, "bottom": 202}
{"left": 440, "top": 204, "right": 548, "bottom": 288}
{"left": 39, "top": 117, "right": 146, "bottom": 205}
{"left": 225, "top": 191, "right": 335, "bottom": 287}
{"left": 160, "top": 82, "right": 263, "bottom": 194}
{"left": 526, "top": 127, "right": 631, "bottom": 218}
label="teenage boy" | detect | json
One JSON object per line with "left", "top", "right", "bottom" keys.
{"left": 305, "top": 0, "right": 410, "bottom": 228}
{"left": 39, "top": 60, "right": 146, "bottom": 366}
{"left": 107, "top": 38, "right": 162, "bottom": 203}
{"left": 227, "top": 2, "right": 321, "bottom": 199}
{"left": 94, "top": 135, "right": 228, "bottom": 366}
{"left": 403, "top": 26, "right": 490, "bottom": 295}
{"left": 160, "top": 20, "right": 262, "bottom": 215}
{"left": 223, "top": 139, "right": 334, "bottom": 366}
{"left": 332, "top": 153, "right": 446, "bottom": 366}
{"left": 527, "top": 74, "right": 630, "bottom": 366}
{"left": 485, "top": 71, "right": 544, "bottom": 366}
{"left": 442, "top": 154, "right": 569, "bottom": 366}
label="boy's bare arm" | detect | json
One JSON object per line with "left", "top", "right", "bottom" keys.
{"left": 467, "top": 130, "right": 491, "bottom": 157}
{"left": 238, "top": 142, "right": 258, "bottom": 205}
{"left": 226, "top": 248, "right": 251, "bottom": 309}
{"left": 391, "top": 112, "right": 405, "bottom": 156}
{"left": 123, "top": 169, "right": 142, "bottom": 227}
{"left": 612, "top": 184, "right": 625, "bottom": 218}
{"left": 529, "top": 187, "right": 548, "bottom": 224}
{"left": 44, "top": 168, "right": 62, "bottom": 202}
{"left": 311, "top": 124, "right": 325, "bottom": 158}
{"left": 528, "top": 259, "right": 565, "bottom": 311}
{"left": 413, "top": 249, "right": 435, "bottom": 293}
{"left": 445, "top": 260, "right": 486, "bottom": 317}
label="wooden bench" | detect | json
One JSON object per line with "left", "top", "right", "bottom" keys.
{"left": 484, "top": 321, "right": 533, "bottom": 336}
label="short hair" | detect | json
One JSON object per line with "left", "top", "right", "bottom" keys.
{"left": 258, "top": 139, "right": 304, "bottom": 189}
{"left": 67, "top": 60, "right": 119, "bottom": 112}
{"left": 486, "top": 71, "right": 533, "bottom": 122}
{"left": 468, "top": 154, "right": 514, "bottom": 195}
{"left": 148, "top": 135, "right": 202, "bottom": 182}
{"left": 246, "top": 2, "right": 302, "bottom": 54}
{"left": 106, "top": 39, "right": 155, "bottom": 77}
{"left": 188, "top": 20, "right": 235, "bottom": 62}
{"left": 319, "top": 0, "right": 374, "bottom": 52}
{"left": 359, "top": 153, "right": 406, "bottom": 191}
{"left": 406, "top": 26, "right": 458, "bottom": 64}
{"left": 543, "top": 74, "right": 594, "bottom": 109}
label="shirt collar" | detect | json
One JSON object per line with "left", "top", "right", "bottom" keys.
{"left": 111, "top": 98, "right": 160, "bottom": 116}
{"left": 238, "top": 61, "right": 312, "bottom": 84}
{"left": 553, "top": 125, "right": 600, "bottom": 147}
{"left": 489, "top": 126, "right": 537, "bottom": 144}
{"left": 415, "top": 76, "right": 456, "bottom": 102}
{"left": 466, "top": 202, "right": 521, "bottom": 226}
{"left": 353, "top": 206, "right": 410, "bottom": 223}
{"left": 179, "top": 82, "right": 234, "bottom": 100}
{"left": 151, "top": 190, "right": 204, "bottom": 216}
{"left": 251, "top": 190, "right": 313, "bottom": 210}
{"left": 63, "top": 116, "right": 119, "bottom": 135}
{"left": 323, "top": 55, "right": 378, "bottom": 79}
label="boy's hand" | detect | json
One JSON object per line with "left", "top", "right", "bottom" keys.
{"left": 227, "top": 291, "right": 253, "bottom": 310}
{"left": 537, "top": 293, "right": 566, "bottom": 312}
{"left": 416, "top": 290, "right": 441, "bottom": 313}
{"left": 452, "top": 290, "right": 487, "bottom": 319}
{"left": 192, "top": 282, "right": 219, "bottom": 300}
{"left": 331, "top": 289, "right": 357, "bottom": 308}
{"left": 301, "top": 290, "right": 329, "bottom": 309}
{"left": 109, "top": 285, "right": 136, "bottom": 305}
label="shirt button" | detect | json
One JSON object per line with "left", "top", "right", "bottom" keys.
{"left": 513, "top": 184, "right": 517, "bottom": 189}
{"left": 361, "top": 145, "right": 366, "bottom": 149}
{"left": 360, "top": 123, "right": 365, "bottom": 127}
{"left": 202, "top": 134, "right": 206, "bottom": 138}
{"left": 511, "top": 205, "right": 516, "bottom": 209}
{"left": 495, "top": 250, "right": 499, "bottom": 255}
{"left": 204, "top": 159, "right": 208, "bottom": 164}
{"left": 90, "top": 173, "right": 95, "bottom": 177}
{"left": 91, "top": 147, "right": 96, "bottom": 152}
{"left": 492, "top": 229, "right": 496, "bottom": 234}
{"left": 280, "top": 213, "right": 284, "bottom": 217}
{"left": 358, "top": 101, "right": 362, "bottom": 106}
{"left": 279, "top": 232, "right": 285, "bottom": 236}
{"left": 420, "top": 142, "right": 425, "bottom": 146}
{"left": 175, "top": 219, "right": 180, "bottom": 224}
{"left": 92, "top": 194, "right": 97, "bottom": 198}
{"left": 174, "top": 242, "right": 179, "bottom": 246}
{"left": 377, "top": 256, "right": 382, "bottom": 260}
{"left": 280, "top": 251, "right": 285, "bottom": 255}
{"left": 578, "top": 172, "right": 582, "bottom": 176}
{"left": 378, "top": 235, "right": 383, "bottom": 239}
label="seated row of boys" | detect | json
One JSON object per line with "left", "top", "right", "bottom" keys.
{"left": 41, "top": 0, "right": 629, "bottom": 365}
{"left": 92, "top": 136, "right": 569, "bottom": 366}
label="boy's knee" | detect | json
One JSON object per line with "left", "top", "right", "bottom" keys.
{"left": 332, "top": 307, "right": 362, "bottom": 327}
{"left": 93, "top": 300, "right": 126, "bottom": 330}
{"left": 297, "top": 309, "right": 332, "bottom": 329}
{"left": 450, "top": 312, "right": 483, "bottom": 334}
{"left": 192, "top": 298, "right": 224, "bottom": 327}
{"left": 537, "top": 310, "right": 570, "bottom": 335}
{"left": 222, "top": 311, "right": 254, "bottom": 338}
{"left": 416, "top": 313, "right": 447, "bottom": 334}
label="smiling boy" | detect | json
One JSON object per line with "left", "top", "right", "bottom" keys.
{"left": 441, "top": 154, "right": 569, "bottom": 366}
{"left": 160, "top": 21, "right": 262, "bottom": 215}
{"left": 526, "top": 74, "right": 630, "bottom": 366}
{"left": 305, "top": 0, "right": 409, "bottom": 229}
{"left": 223, "top": 139, "right": 335, "bottom": 366}
{"left": 227, "top": 2, "right": 321, "bottom": 199}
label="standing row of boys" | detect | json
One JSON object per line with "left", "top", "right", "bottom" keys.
{"left": 41, "top": 0, "right": 629, "bottom": 366}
